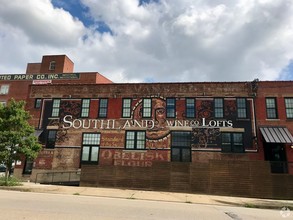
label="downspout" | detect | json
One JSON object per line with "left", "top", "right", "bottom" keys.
{"left": 251, "top": 79, "right": 259, "bottom": 152}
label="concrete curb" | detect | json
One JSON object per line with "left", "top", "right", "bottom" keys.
{"left": 1, "top": 182, "right": 292, "bottom": 210}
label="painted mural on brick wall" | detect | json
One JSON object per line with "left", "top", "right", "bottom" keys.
{"left": 99, "top": 149, "right": 170, "bottom": 167}
{"left": 46, "top": 100, "right": 81, "bottom": 144}
{"left": 41, "top": 97, "right": 254, "bottom": 150}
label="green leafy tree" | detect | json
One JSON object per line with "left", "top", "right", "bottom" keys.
{"left": 0, "top": 99, "right": 41, "bottom": 185}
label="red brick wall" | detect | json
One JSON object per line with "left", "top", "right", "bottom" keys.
{"left": 11, "top": 80, "right": 293, "bottom": 177}
{"left": 108, "top": 98, "right": 122, "bottom": 119}
{"left": 95, "top": 73, "right": 114, "bottom": 84}
{"left": 0, "top": 81, "right": 31, "bottom": 103}
{"left": 81, "top": 160, "right": 293, "bottom": 199}
{"left": 256, "top": 81, "right": 293, "bottom": 169}
{"left": 26, "top": 63, "right": 41, "bottom": 74}
{"left": 40, "top": 55, "right": 74, "bottom": 73}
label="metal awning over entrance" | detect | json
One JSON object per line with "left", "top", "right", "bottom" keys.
{"left": 260, "top": 127, "right": 293, "bottom": 144}
{"left": 34, "top": 129, "right": 43, "bottom": 137}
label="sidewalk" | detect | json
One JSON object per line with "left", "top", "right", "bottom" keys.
{"left": 1, "top": 182, "right": 293, "bottom": 210}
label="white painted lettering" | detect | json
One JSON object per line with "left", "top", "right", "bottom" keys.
{"left": 133, "top": 120, "right": 142, "bottom": 127}
{"left": 122, "top": 120, "right": 131, "bottom": 129}
{"left": 82, "top": 119, "right": 91, "bottom": 129}
{"left": 72, "top": 119, "right": 82, "bottom": 129}
{"left": 62, "top": 115, "right": 73, "bottom": 128}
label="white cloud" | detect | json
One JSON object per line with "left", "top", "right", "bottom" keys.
{"left": 1, "top": 0, "right": 293, "bottom": 82}
{"left": 0, "top": 0, "right": 85, "bottom": 47}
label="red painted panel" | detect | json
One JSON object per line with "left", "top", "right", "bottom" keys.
{"left": 89, "top": 100, "right": 98, "bottom": 118}
{"left": 176, "top": 99, "right": 185, "bottom": 119}
{"left": 100, "top": 132, "right": 125, "bottom": 147}
{"left": 34, "top": 150, "right": 54, "bottom": 169}
{"left": 108, "top": 98, "right": 122, "bottom": 119}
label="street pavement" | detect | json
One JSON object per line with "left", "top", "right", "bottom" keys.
{"left": 0, "top": 190, "right": 286, "bottom": 220}
{"left": 0, "top": 181, "right": 292, "bottom": 211}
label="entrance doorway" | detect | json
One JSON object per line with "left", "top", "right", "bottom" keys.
{"left": 264, "top": 143, "right": 288, "bottom": 173}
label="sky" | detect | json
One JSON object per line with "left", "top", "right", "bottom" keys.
{"left": 1, "top": 0, "right": 293, "bottom": 83}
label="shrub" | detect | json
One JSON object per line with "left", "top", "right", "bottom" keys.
{"left": 0, "top": 176, "right": 22, "bottom": 186}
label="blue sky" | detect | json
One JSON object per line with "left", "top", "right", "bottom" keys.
{"left": 51, "top": 0, "right": 157, "bottom": 33}
{"left": 51, "top": 0, "right": 109, "bottom": 33}
{"left": 280, "top": 60, "right": 293, "bottom": 80}
{"left": 1, "top": 0, "right": 293, "bottom": 82}
{"left": 51, "top": 0, "right": 91, "bottom": 26}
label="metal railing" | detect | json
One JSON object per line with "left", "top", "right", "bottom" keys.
{"left": 35, "top": 170, "right": 81, "bottom": 186}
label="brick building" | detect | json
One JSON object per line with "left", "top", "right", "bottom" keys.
{"left": 0, "top": 54, "right": 112, "bottom": 176}
{"left": 255, "top": 81, "right": 293, "bottom": 174}
{"left": 0, "top": 54, "right": 112, "bottom": 105}
{"left": 1, "top": 55, "right": 293, "bottom": 198}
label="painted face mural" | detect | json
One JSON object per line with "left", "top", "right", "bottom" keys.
{"left": 133, "top": 97, "right": 170, "bottom": 140}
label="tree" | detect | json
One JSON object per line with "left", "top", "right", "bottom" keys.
{"left": 0, "top": 99, "right": 42, "bottom": 185}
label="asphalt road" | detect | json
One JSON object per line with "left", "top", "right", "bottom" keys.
{"left": 0, "top": 190, "right": 286, "bottom": 220}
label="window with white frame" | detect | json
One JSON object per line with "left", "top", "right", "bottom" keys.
{"left": 186, "top": 98, "right": 195, "bottom": 118}
{"left": 35, "top": 98, "right": 42, "bottom": 109}
{"left": 81, "top": 99, "right": 90, "bottom": 118}
{"left": 285, "top": 98, "right": 293, "bottom": 119}
{"left": 49, "top": 61, "right": 56, "bottom": 70}
{"left": 0, "top": 85, "right": 9, "bottom": 95}
{"left": 125, "top": 131, "right": 146, "bottom": 149}
{"left": 51, "top": 99, "right": 60, "bottom": 117}
{"left": 81, "top": 133, "right": 100, "bottom": 164}
{"left": 122, "top": 98, "right": 132, "bottom": 118}
{"left": 166, "top": 98, "right": 176, "bottom": 118}
{"left": 266, "top": 98, "right": 277, "bottom": 119}
{"left": 214, "top": 98, "right": 224, "bottom": 118}
{"left": 142, "top": 98, "right": 151, "bottom": 118}
{"left": 98, "top": 99, "right": 108, "bottom": 118}
{"left": 237, "top": 98, "right": 247, "bottom": 118}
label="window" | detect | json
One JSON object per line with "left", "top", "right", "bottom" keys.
{"left": 171, "top": 131, "right": 191, "bottom": 162}
{"left": 98, "top": 99, "right": 108, "bottom": 118}
{"left": 35, "top": 98, "right": 42, "bottom": 109}
{"left": 142, "top": 98, "right": 152, "bottom": 118}
{"left": 237, "top": 98, "right": 247, "bottom": 118}
{"left": 81, "top": 133, "right": 100, "bottom": 164}
{"left": 49, "top": 61, "right": 56, "bottom": 70}
{"left": 0, "top": 85, "right": 9, "bottom": 94}
{"left": 51, "top": 99, "right": 60, "bottom": 117}
{"left": 221, "top": 133, "right": 244, "bottom": 153}
{"left": 81, "top": 99, "right": 90, "bottom": 118}
{"left": 285, "top": 98, "right": 293, "bottom": 119}
{"left": 186, "top": 98, "right": 195, "bottom": 118}
{"left": 166, "top": 98, "right": 176, "bottom": 118}
{"left": 214, "top": 98, "right": 224, "bottom": 118}
{"left": 0, "top": 101, "right": 6, "bottom": 107}
{"left": 125, "top": 131, "right": 146, "bottom": 149}
{"left": 266, "top": 98, "right": 277, "bottom": 119}
{"left": 46, "top": 130, "right": 57, "bottom": 148}
{"left": 122, "top": 98, "right": 132, "bottom": 118}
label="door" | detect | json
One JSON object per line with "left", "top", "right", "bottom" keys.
{"left": 264, "top": 143, "right": 288, "bottom": 173}
{"left": 23, "top": 159, "right": 34, "bottom": 175}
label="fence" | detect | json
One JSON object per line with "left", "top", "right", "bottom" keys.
{"left": 35, "top": 171, "right": 81, "bottom": 186}
{"left": 80, "top": 160, "right": 293, "bottom": 199}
